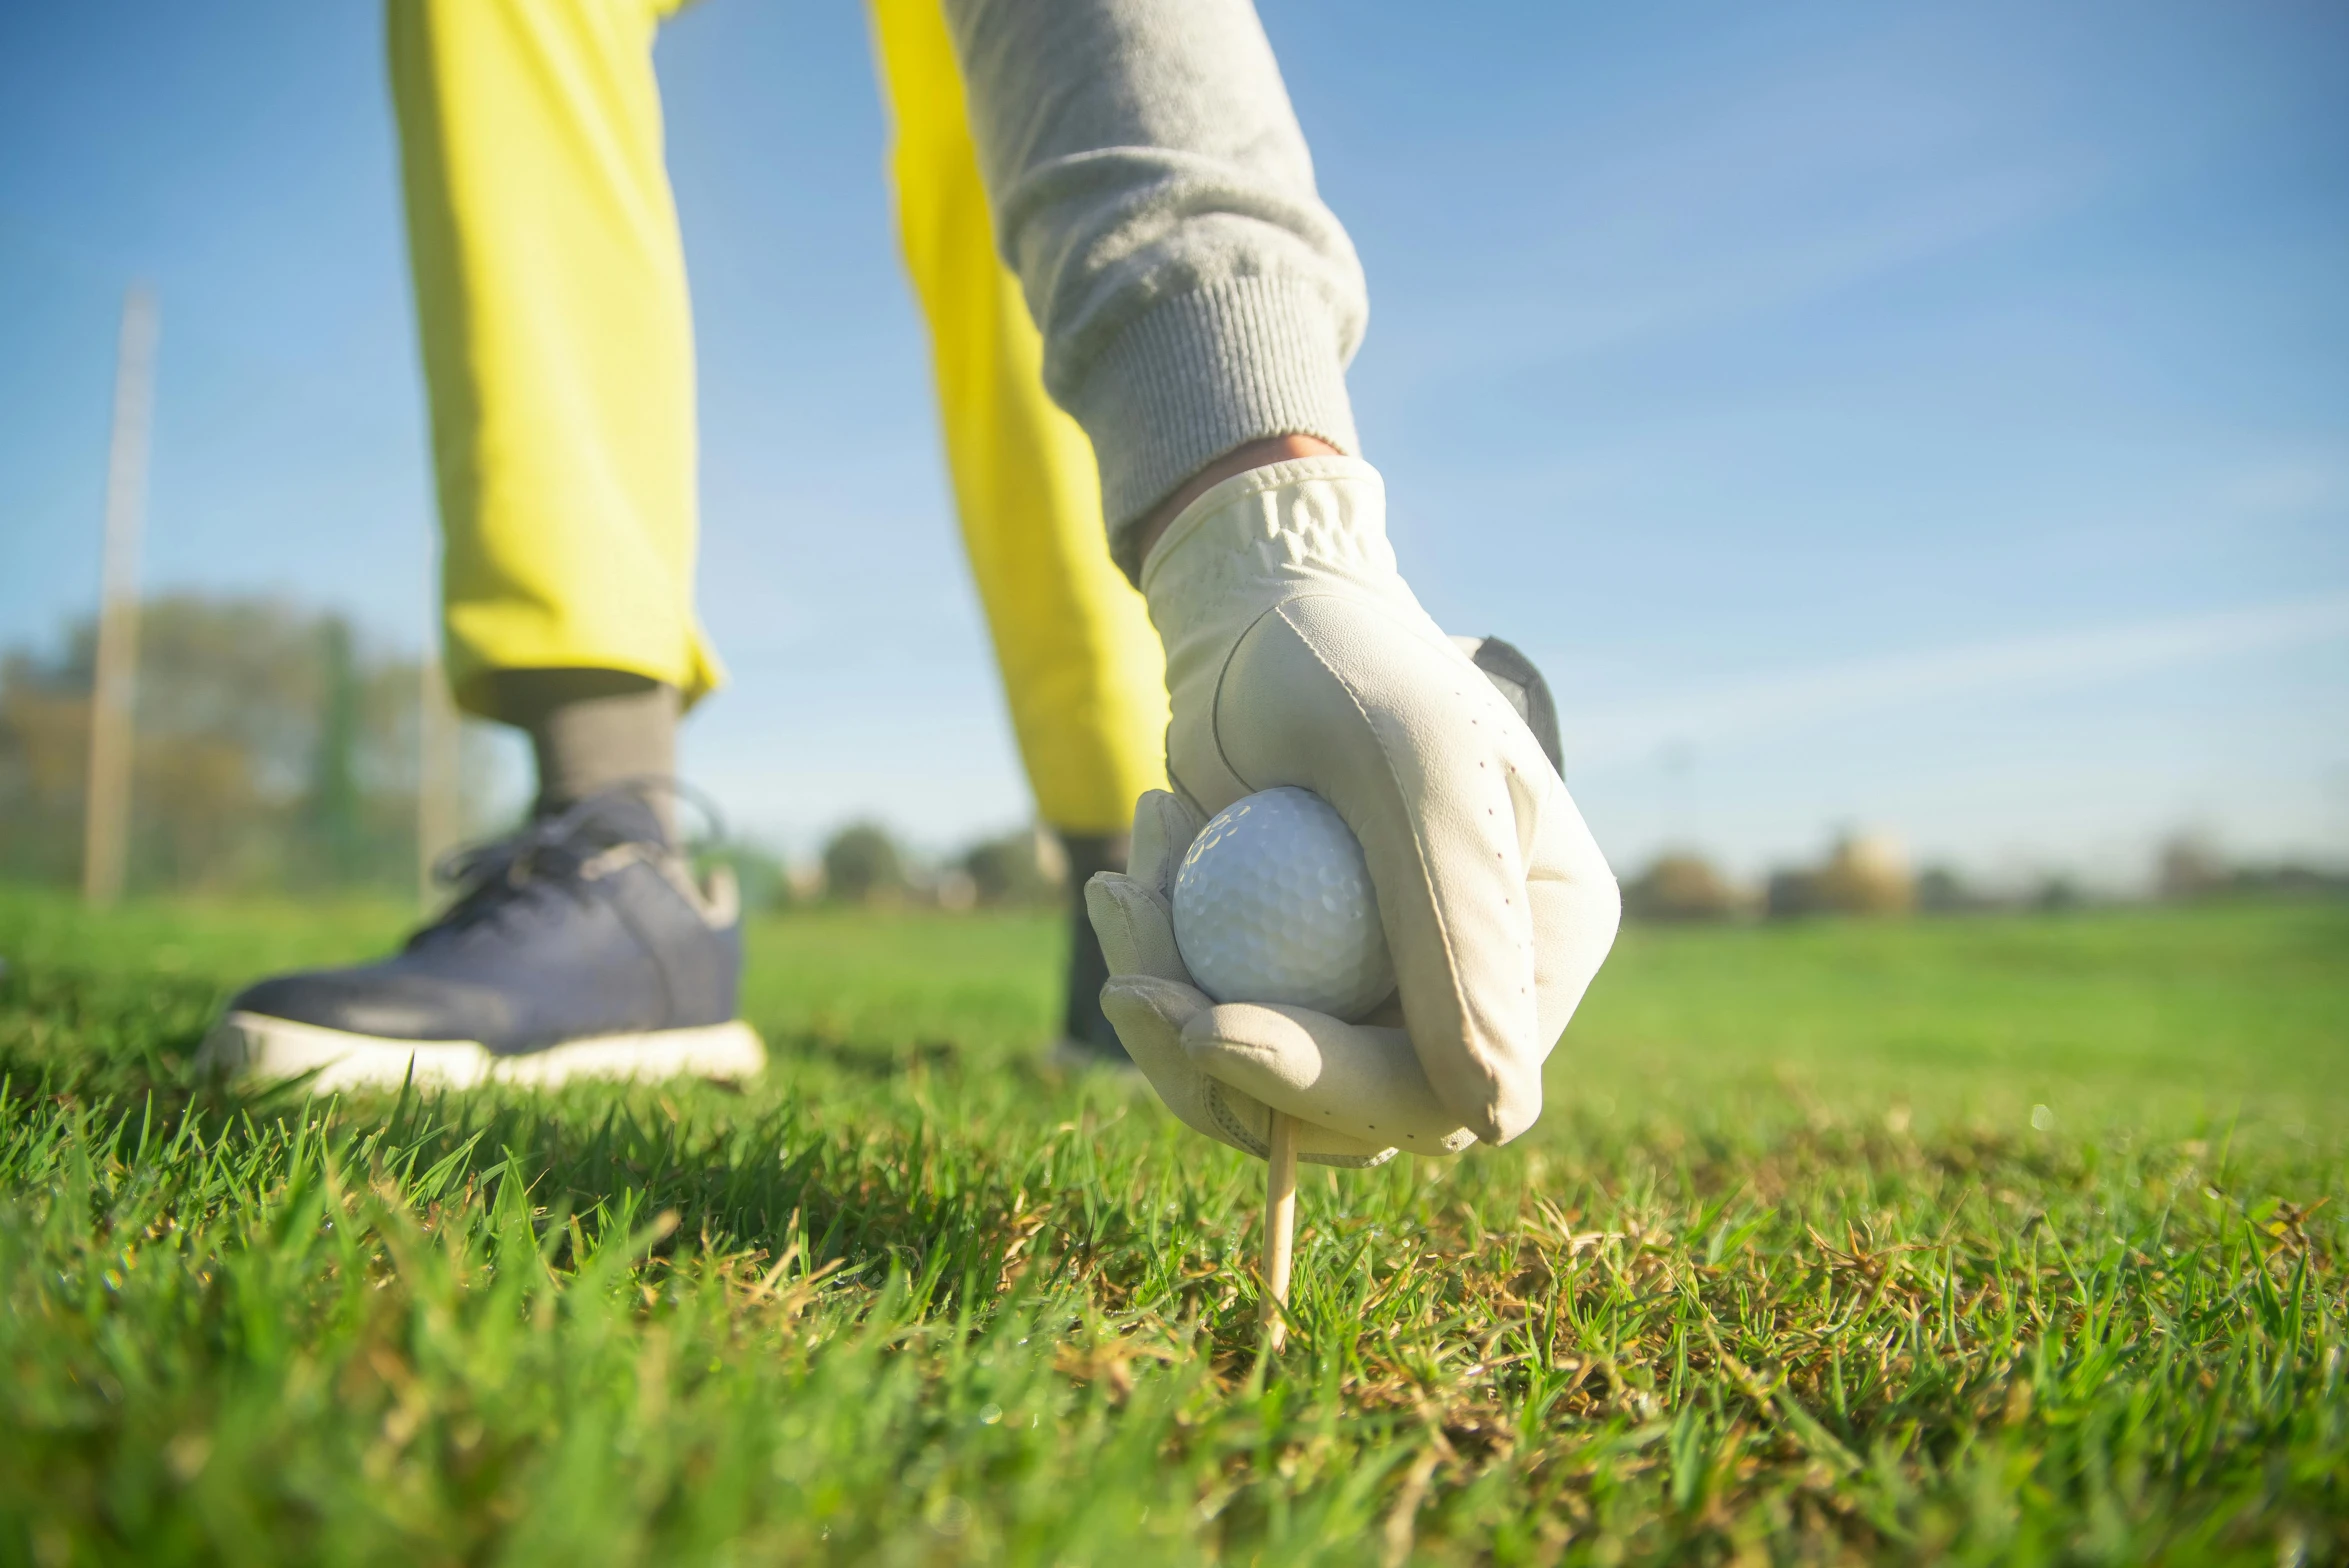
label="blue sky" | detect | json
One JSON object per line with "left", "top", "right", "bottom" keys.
{"left": 4, "top": 0, "right": 2344, "bottom": 884}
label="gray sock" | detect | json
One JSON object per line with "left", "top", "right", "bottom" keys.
{"left": 1057, "top": 831, "right": 1129, "bottom": 1056}
{"left": 480, "top": 668, "right": 680, "bottom": 840}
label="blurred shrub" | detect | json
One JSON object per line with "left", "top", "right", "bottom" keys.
{"left": 1764, "top": 869, "right": 1824, "bottom": 920}
{"left": 1621, "top": 852, "right": 1740, "bottom": 921}
{"left": 2034, "top": 875, "right": 2085, "bottom": 912}
{"left": 1916, "top": 864, "right": 1990, "bottom": 914}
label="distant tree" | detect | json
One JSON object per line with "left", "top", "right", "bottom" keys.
{"left": 1813, "top": 832, "right": 1914, "bottom": 915}
{"left": 2157, "top": 832, "right": 2228, "bottom": 901}
{"left": 821, "top": 822, "right": 905, "bottom": 905}
{"left": 307, "top": 615, "right": 364, "bottom": 884}
{"left": 0, "top": 594, "right": 440, "bottom": 893}
{"left": 2155, "top": 832, "right": 2349, "bottom": 904}
{"left": 0, "top": 649, "right": 92, "bottom": 885}
{"left": 960, "top": 828, "right": 1065, "bottom": 907}
{"left": 1766, "top": 830, "right": 1914, "bottom": 918}
{"left": 1621, "top": 852, "right": 1740, "bottom": 921}
{"left": 2034, "top": 875, "right": 2084, "bottom": 912}
{"left": 2225, "top": 862, "right": 2349, "bottom": 899}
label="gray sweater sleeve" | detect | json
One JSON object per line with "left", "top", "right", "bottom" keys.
{"left": 942, "top": 0, "right": 1367, "bottom": 574}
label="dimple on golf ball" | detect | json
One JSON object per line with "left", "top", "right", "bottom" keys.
{"left": 1171, "top": 787, "right": 1395, "bottom": 1020}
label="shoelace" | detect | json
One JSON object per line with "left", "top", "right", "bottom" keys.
{"left": 408, "top": 779, "right": 727, "bottom": 949}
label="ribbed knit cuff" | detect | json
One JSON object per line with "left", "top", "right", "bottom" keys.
{"left": 1072, "top": 274, "right": 1361, "bottom": 580}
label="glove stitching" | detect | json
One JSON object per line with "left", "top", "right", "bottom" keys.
{"left": 1204, "top": 600, "right": 1294, "bottom": 798}
{"left": 1164, "top": 764, "right": 1206, "bottom": 825}
{"left": 1203, "top": 1081, "right": 1270, "bottom": 1158}
{"left": 1273, "top": 598, "right": 1513, "bottom": 1126}
{"left": 1303, "top": 1149, "right": 1394, "bottom": 1170}
{"left": 1208, "top": 1076, "right": 1394, "bottom": 1169}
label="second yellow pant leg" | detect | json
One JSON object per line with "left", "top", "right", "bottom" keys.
{"left": 870, "top": 0, "right": 1168, "bottom": 836}
{"left": 389, "top": 0, "right": 721, "bottom": 718}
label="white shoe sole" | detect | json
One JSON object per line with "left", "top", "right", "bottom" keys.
{"left": 197, "top": 1011, "right": 766, "bottom": 1092}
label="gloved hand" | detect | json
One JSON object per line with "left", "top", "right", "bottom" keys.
{"left": 1085, "top": 457, "right": 1621, "bottom": 1160}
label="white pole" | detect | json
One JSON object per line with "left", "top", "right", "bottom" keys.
{"left": 82, "top": 285, "right": 159, "bottom": 907}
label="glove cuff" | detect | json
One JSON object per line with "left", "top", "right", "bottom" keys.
{"left": 1139, "top": 456, "right": 1402, "bottom": 638}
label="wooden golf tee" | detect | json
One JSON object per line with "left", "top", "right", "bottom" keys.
{"left": 1262, "top": 1110, "right": 1300, "bottom": 1351}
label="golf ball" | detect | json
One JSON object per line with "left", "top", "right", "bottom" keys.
{"left": 1171, "top": 787, "right": 1395, "bottom": 1020}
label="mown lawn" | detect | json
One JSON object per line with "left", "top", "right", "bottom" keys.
{"left": 0, "top": 885, "right": 2342, "bottom": 1565}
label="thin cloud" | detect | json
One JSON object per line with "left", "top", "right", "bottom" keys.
{"left": 2222, "top": 459, "right": 2348, "bottom": 519}
{"left": 1375, "top": 29, "right": 2091, "bottom": 386}
{"left": 1570, "top": 593, "right": 2349, "bottom": 769}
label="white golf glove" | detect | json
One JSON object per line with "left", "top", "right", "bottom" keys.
{"left": 1085, "top": 457, "right": 1621, "bottom": 1163}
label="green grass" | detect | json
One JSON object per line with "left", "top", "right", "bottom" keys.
{"left": 0, "top": 885, "right": 2342, "bottom": 1565}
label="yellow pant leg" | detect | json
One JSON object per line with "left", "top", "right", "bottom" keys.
{"left": 388, "top": 0, "right": 721, "bottom": 718}
{"left": 869, "top": 0, "right": 1169, "bottom": 835}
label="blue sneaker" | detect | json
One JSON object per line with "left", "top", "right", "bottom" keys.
{"left": 198, "top": 787, "right": 764, "bottom": 1091}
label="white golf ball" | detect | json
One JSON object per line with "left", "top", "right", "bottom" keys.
{"left": 1171, "top": 787, "right": 1395, "bottom": 1020}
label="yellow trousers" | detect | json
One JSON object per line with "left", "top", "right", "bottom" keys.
{"left": 388, "top": 0, "right": 1167, "bottom": 835}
